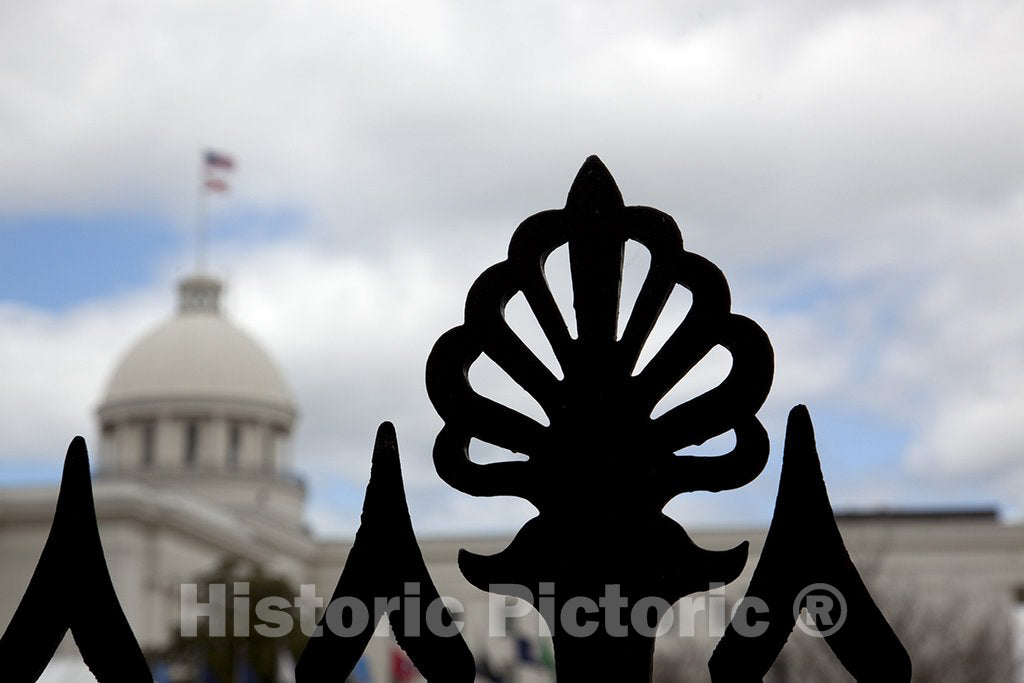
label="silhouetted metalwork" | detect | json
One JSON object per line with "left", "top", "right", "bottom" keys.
{"left": 426, "top": 156, "right": 909, "bottom": 681}
{"left": 0, "top": 156, "right": 910, "bottom": 682}
{"left": 427, "top": 156, "right": 775, "bottom": 679}
{"left": 710, "top": 406, "right": 912, "bottom": 681}
{"left": 295, "top": 422, "right": 475, "bottom": 682}
{"left": 0, "top": 438, "right": 151, "bottom": 682}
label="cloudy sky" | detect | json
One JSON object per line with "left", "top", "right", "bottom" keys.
{"left": 1, "top": 0, "right": 1022, "bottom": 538}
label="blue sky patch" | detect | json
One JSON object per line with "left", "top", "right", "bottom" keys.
{"left": 0, "top": 212, "right": 181, "bottom": 311}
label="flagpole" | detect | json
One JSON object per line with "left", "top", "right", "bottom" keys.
{"left": 196, "top": 149, "right": 235, "bottom": 273}
{"left": 196, "top": 153, "right": 208, "bottom": 273}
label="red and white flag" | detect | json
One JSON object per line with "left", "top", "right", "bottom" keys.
{"left": 203, "top": 149, "right": 235, "bottom": 192}
{"left": 203, "top": 177, "right": 229, "bottom": 192}
{"left": 390, "top": 647, "right": 418, "bottom": 682}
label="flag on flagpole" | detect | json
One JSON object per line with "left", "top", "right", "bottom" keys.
{"left": 515, "top": 636, "right": 536, "bottom": 664}
{"left": 539, "top": 637, "right": 556, "bottom": 675}
{"left": 194, "top": 147, "right": 233, "bottom": 270}
{"left": 202, "top": 149, "right": 235, "bottom": 193}
{"left": 390, "top": 646, "right": 417, "bottom": 682}
{"left": 517, "top": 636, "right": 555, "bottom": 677}
{"left": 352, "top": 655, "right": 372, "bottom": 683}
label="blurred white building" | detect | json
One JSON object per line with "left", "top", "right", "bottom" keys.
{"left": 2, "top": 273, "right": 1024, "bottom": 682}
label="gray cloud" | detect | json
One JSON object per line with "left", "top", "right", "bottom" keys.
{"left": 1, "top": 0, "right": 1023, "bottom": 533}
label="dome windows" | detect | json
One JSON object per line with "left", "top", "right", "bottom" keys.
{"left": 184, "top": 421, "right": 200, "bottom": 467}
{"left": 141, "top": 421, "right": 156, "bottom": 468}
{"left": 227, "top": 423, "right": 242, "bottom": 469}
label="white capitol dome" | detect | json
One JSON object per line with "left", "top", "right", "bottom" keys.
{"left": 101, "top": 275, "right": 294, "bottom": 415}
{"left": 95, "top": 273, "right": 304, "bottom": 527}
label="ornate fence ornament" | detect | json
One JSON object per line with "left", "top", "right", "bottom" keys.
{"left": 0, "top": 157, "right": 911, "bottom": 681}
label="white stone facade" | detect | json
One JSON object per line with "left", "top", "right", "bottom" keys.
{"left": 2, "top": 275, "right": 1023, "bottom": 681}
